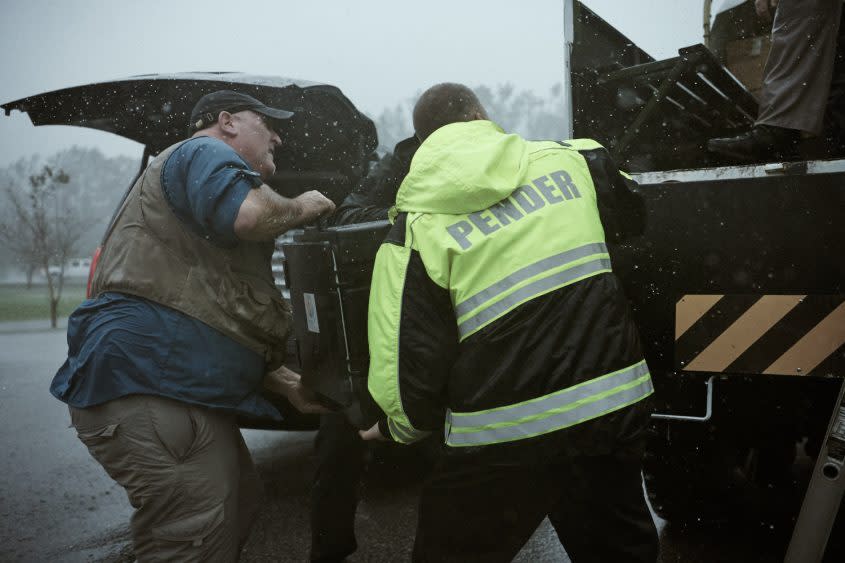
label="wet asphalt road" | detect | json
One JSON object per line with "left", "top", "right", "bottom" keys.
{"left": 0, "top": 323, "right": 797, "bottom": 562}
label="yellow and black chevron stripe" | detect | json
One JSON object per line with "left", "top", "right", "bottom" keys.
{"left": 675, "top": 294, "right": 845, "bottom": 376}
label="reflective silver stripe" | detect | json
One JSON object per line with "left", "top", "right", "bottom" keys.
{"left": 449, "top": 361, "right": 650, "bottom": 428}
{"left": 457, "top": 257, "right": 612, "bottom": 338}
{"left": 446, "top": 377, "right": 654, "bottom": 447}
{"left": 455, "top": 242, "right": 609, "bottom": 318}
{"left": 388, "top": 418, "right": 430, "bottom": 444}
{"left": 387, "top": 419, "right": 414, "bottom": 442}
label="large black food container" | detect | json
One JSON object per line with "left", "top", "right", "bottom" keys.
{"left": 282, "top": 220, "right": 390, "bottom": 429}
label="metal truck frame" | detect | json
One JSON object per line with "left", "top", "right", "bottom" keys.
{"left": 564, "top": 1, "right": 845, "bottom": 557}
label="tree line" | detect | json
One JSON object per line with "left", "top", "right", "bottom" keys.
{"left": 0, "top": 147, "right": 136, "bottom": 277}
{"left": 372, "top": 82, "right": 567, "bottom": 153}
{"left": 0, "top": 148, "right": 136, "bottom": 326}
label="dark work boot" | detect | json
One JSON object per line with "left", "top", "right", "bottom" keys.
{"left": 707, "top": 124, "right": 800, "bottom": 162}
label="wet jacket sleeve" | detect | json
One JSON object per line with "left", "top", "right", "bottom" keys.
{"left": 577, "top": 145, "right": 646, "bottom": 242}
{"left": 331, "top": 191, "right": 391, "bottom": 226}
{"left": 367, "top": 215, "right": 458, "bottom": 444}
{"left": 330, "top": 136, "right": 419, "bottom": 226}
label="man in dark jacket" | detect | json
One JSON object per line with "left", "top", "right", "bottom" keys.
{"left": 361, "top": 83, "right": 658, "bottom": 562}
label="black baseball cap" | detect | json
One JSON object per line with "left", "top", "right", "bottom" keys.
{"left": 189, "top": 90, "right": 294, "bottom": 132}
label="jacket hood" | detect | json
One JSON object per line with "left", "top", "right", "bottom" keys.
{"left": 395, "top": 120, "right": 529, "bottom": 215}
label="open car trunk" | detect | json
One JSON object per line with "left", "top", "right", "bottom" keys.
{"left": 2, "top": 72, "right": 378, "bottom": 204}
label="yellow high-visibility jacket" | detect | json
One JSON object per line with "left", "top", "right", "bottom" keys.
{"left": 367, "top": 120, "right": 653, "bottom": 452}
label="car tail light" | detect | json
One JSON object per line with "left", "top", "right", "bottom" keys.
{"left": 86, "top": 246, "right": 102, "bottom": 299}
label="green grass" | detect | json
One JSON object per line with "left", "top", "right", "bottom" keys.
{"left": 0, "top": 283, "right": 88, "bottom": 322}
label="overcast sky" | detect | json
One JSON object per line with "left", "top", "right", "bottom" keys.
{"left": 0, "top": 0, "right": 708, "bottom": 167}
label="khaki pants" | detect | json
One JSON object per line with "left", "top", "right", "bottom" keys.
{"left": 757, "top": 0, "right": 843, "bottom": 134}
{"left": 70, "top": 395, "right": 262, "bottom": 562}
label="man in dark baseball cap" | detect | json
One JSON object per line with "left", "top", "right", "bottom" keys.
{"left": 189, "top": 89, "right": 294, "bottom": 132}
{"left": 52, "top": 84, "right": 334, "bottom": 561}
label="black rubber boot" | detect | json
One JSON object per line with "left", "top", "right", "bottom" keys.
{"left": 707, "top": 124, "right": 800, "bottom": 162}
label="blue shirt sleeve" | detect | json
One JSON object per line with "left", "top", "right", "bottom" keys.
{"left": 160, "top": 136, "right": 263, "bottom": 247}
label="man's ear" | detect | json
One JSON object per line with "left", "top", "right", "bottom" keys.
{"left": 218, "top": 111, "right": 236, "bottom": 135}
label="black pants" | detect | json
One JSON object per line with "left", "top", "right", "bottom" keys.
{"left": 413, "top": 443, "right": 659, "bottom": 563}
{"left": 310, "top": 412, "right": 366, "bottom": 563}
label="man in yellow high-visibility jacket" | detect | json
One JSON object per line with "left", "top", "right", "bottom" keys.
{"left": 361, "top": 83, "right": 658, "bottom": 562}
